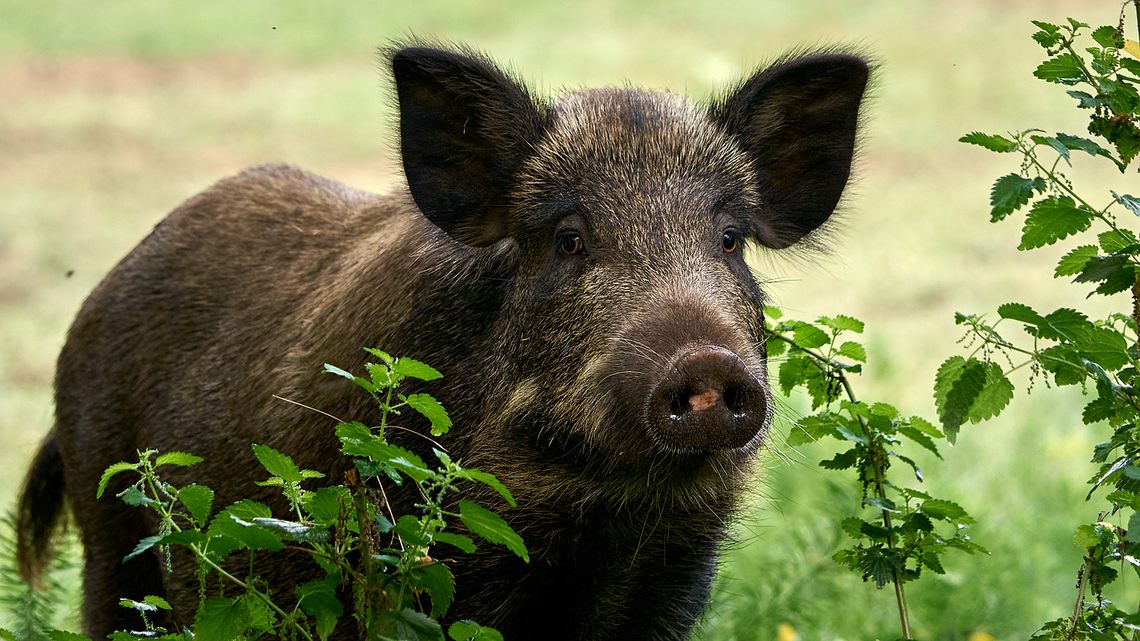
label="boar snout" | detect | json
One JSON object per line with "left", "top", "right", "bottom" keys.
{"left": 647, "top": 344, "right": 768, "bottom": 452}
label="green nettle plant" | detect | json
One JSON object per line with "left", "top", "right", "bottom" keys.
{"left": 940, "top": 9, "right": 1140, "bottom": 639}
{"left": 4, "top": 350, "right": 525, "bottom": 641}
{"left": 764, "top": 309, "right": 985, "bottom": 640}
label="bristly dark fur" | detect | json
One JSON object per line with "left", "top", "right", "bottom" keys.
{"left": 16, "top": 39, "right": 869, "bottom": 640}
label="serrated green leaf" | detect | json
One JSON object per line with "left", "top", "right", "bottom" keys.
{"left": 118, "top": 486, "right": 155, "bottom": 507}
{"left": 859, "top": 548, "right": 898, "bottom": 588}
{"left": 155, "top": 530, "right": 209, "bottom": 549}
{"left": 239, "top": 591, "right": 276, "bottom": 634}
{"left": 947, "top": 536, "right": 989, "bottom": 556}
{"left": 865, "top": 496, "right": 899, "bottom": 513}
{"left": 836, "top": 425, "right": 868, "bottom": 444}
{"left": 1093, "top": 25, "right": 1122, "bottom": 48}
{"left": 933, "top": 356, "right": 985, "bottom": 443}
{"left": 365, "top": 361, "right": 396, "bottom": 389}
{"left": 1090, "top": 112, "right": 1140, "bottom": 167}
{"left": 989, "top": 173, "right": 1040, "bottom": 221}
{"left": 818, "top": 314, "right": 865, "bottom": 333}
{"left": 869, "top": 402, "right": 899, "bottom": 420}
{"left": 898, "top": 424, "right": 942, "bottom": 458}
{"left": 1034, "top": 134, "right": 1073, "bottom": 165}
{"left": 405, "top": 393, "right": 452, "bottom": 436}
{"left": 393, "top": 357, "right": 444, "bottom": 381}
{"left": 296, "top": 577, "right": 343, "bottom": 640}
{"left": 792, "top": 322, "right": 830, "bottom": 349}
{"left": 195, "top": 597, "right": 249, "bottom": 641}
{"left": 1038, "top": 308, "right": 1094, "bottom": 342}
{"left": 97, "top": 462, "right": 139, "bottom": 499}
{"left": 449, "top": 620, "right": 505, "bottom": 641}
{"left": 119, "top": 597, "right": 157, "bottom": 611}
{"left": 907, "top": 415, "right": 944, "bottom": 439}
{"left": 178, "top": 484, "right": 214, "bottom": 528}
{"left": 1067, "top": 89, "right": 1103, "bottom": 108}
{"left": 144, "top": 595, "right": 172, "bottom": 610}
{"left": 1074, "top": 253, "right": 1130, "bottom": 284}
{"left": 155, "top": 451, "right": 203, "bottom": 468}
{"left": 904, "top": 511, "right": 935, "bottom": 534}
{"left": 1114, "top": 192, "right": 1140, "bottom": 217}
{"left": 44, "top": 632, "right": 88, "bottom": 641}
{"left": 208, "top": 501, "right": 283, "bottom": 552}
{"left": 786, "top": 413, "right": 844, "bottom": 446}
{"left": 1034, "top": 52, "right": 1085, "bottom": 85}
{"left": 891, "top": 451, "right": 924, "bottom": 482}
{"left": 1056, "top": 245, "right": 1099, "bottom": 278}
{"left": 252, "top": 444, "right": 302, "bottom": 484}
{"left": 1084, "top": 395, "right": 1127, "bottom": 425}
{"left": 1074, "top": 524, "right": 1103, "bottom": 549}
{"left": 777, "top": 354, "right": 817, "bottom": 397}
{"left": 362, "top": 347, "right": 394, "bottom": 363}
{"left": 837, "top": 341, "right": 866, "bottom": 363}
{"left": 921, "top": 499, "right": 975, "bottom": 524}
{"left": 959, "top": 132, "right": 1019, "bottom": 152}
{"left": 202, "top": 533, "right": 242, "bottom": 563}
{"left": 967, "top": 361, "right": 1015, "bottom": 423}
{"left": 388, "top": 454, "right": 435, "bottom": 484}
{"left": 435, "top": 531, "right": 478, "bottom": 554}
{"left": 998, "top": 301, "right": 1046, "bottom": 325}
{"left": 224, "top": 516, "right": 287, "bottom": 552}
{"left": 374, "top": 608, "right": 443, "bottom": 641}
{"left": 1039, "top": 344, "right": 1086, "bottom": 385}
{"left": 820, "top": 448, "right": 859, "bottom": 470}
{"left": 324, "top": 363, "right": 378, "bottom": 394}
{"left": 1094, "top": 261, "right": 1140, "bottom": 294}
{"left": 374, "top": 513, "right": 394, "bottom": 534}
{"left": 337, "top": 423, "right": 428, "bottom": 479}
{"left": 1077, "top": 327, "right": 1132, "bottom": 371}
{"left": 921, "top": 549, "right": 946, "bottom": 575}
{"left": 123, "top": 535, "right": 164, "bottom": 562}
{"left": 1057, "top": 132, "right": 1115, "bottom": 160}
{"left": 393, "top": 514, "right": 431, "bottom": 548}
{"left": 1127, "top": 512, "right": 1140, "bottom": 544}
{"left": 305, "top": 486, "right": 349, "bottom": 525}
{"left": 251, "top": 517, "right": 329, "bottom": 544}
{"left": 459, "top": 500, "right": 528, "bottom": 562}
{"left": 455, "top": 466, "right": 516, "bottom": 507}
{"left": 411, "top": 562, "right": 456, "bottom": 619}
{"left": 840, "top": 517, "right": 867, "bottom": 540}
{"left": 1019, "top": 195, "right": 1093, "bottom": 250}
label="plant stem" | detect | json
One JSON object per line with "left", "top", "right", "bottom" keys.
{"left": 838, "top": 374, "right": 912, "bottom": 639}
{"left": 769, "top": 331, "right": 913, "bottom": 638}
{"left": 1134, "top": 0, "right": 1139, "bottom": 45}
{"left": 1068, "top": 555, "right": 1092, "bottom": 640}
{"left": 1131, "top": 280, "right": 1140, "bottom": 342}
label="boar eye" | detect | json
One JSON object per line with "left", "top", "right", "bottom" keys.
{"left": 722, "top": 230, "right": 740, "bottom": 253}
{"left": 558, "top": 232, "right": 585, "bottom": 256}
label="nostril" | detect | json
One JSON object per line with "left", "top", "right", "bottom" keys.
{"left": 668, "top": 389, "right": 689, "bottom": 420}
{"left": 724, "top": 385, "right": 746, "bottom": 417}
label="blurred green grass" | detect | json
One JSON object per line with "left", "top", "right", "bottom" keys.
{"left": 1, "top": 0, "right": 1136, "bottom": 638}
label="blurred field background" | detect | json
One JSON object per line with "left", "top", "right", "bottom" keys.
{"left": 1, "top": 0, "right": 1136, "bottom": 638}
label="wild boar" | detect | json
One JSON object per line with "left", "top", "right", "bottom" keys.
{"left": 17, "top": 41, "right": 869, "bottom": 640}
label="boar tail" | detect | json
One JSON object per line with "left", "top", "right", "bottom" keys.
{"left": 16, "top": 434, "right": 67, "bottom": 590}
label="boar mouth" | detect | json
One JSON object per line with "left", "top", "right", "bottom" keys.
{"left": 645, "top": 345, "right": 769, "bottom": 453}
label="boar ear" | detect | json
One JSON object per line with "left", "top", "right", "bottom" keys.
{"left": 391, "top": 45, "right": 547, "bottom": 247}
{"left": 712, "top": 53, "right": 869, "bottom": 249}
